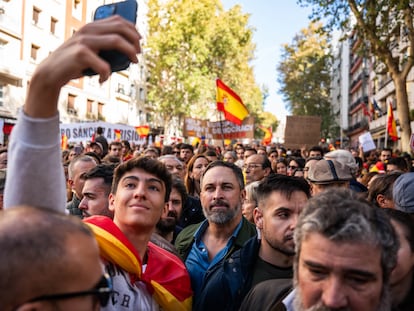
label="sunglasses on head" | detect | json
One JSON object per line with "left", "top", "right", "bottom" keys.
{"left": 25, "top": 274, "right": 112, "bottom": 307}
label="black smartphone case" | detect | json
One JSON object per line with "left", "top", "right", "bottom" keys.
{"left": 83, "top": 0, "right": 138, "bottom": 76}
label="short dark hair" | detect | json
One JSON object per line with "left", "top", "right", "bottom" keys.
{"left": 111, "top": 157, "right": 172, "bottom": 202}
{"left": 84, "top": 163, "right": 115, "bottom": 187}
{"left": 386, "top": 157, "right": 408, "bottom": 172}
{"left": 257, "top": 174, "right": 311, "bottom": 207}
{"left": 172, "top": 177, "right": 188, "bottom": 203}
{"left": 367, "top": 171, "right": 403, "bottom": 206}
{"left": 180, "top": 143, "right": 194, "bottom": 152}
{"left": 97, "top": 126, "right": 104, "bottom": 135}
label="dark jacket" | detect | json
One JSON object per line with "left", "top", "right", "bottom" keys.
{"left": 175, "top": 217, "right": 257, "bottom": 262}
{"left": 194, "top": 236, "right": 261, "bottom": 311}
{"left": 66, "top": 195, "right": 82, "bottom": 218}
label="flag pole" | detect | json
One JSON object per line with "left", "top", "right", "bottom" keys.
{"left": 384, "top": 103, "right": 389, "bottom": 148}
{"left": 218, "top": 111, "right": 225, "bottom": 149}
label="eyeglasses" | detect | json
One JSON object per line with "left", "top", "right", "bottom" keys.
{"left": 25, "top": 274, "right": 113, "bottom": 307}
{"left": 243, "top": 163, "right": 263, "bottom": 170}
{"left": 288, "top": 165, "right": 298, "bottom": 170}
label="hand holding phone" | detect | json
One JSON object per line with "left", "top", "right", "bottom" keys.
{"left": 83, "top": 0, "right": 138, "bottom": 76}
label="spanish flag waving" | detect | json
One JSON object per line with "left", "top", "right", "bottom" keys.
{"left": 216, "top": 79, "right": 248, "bottom": 125}
{"left": 259, "top": 126, "right": 272, "bottom": 145}
{"left": 387, "top": 101, "right": 398, "bottom": 141}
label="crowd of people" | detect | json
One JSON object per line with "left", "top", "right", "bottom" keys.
{"left": 2, "top": 15, "right": 414, "bottom": 311}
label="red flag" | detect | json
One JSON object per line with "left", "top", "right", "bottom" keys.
{"left": 135, "top": 125, "right": 150, "bottom": 138}
{"left": 114, "top": 129, "right": 121, "bottom": 141}
{"left": 216, "top": 79, "right": 248, "bottom": 125}
{"left": 387, "top": 102, "right": 398, "bottom": 141}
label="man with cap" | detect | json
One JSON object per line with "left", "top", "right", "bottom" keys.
{"left": 90, "top": 141, "right": 104, "bottom": 159}
{"left": 393, "top": 172, "right": 414, "bottom": 213}
{"left": 307, "top": 159, "right": 353, "bottom": 195}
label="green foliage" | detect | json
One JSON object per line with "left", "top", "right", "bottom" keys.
{"left": 277, "top": 21, "right": 335, "bottom": 139}
{"left": 145, "top": 0, "right": 263, "bottom": 128}
{"left": 297, "top": 0, "right": 414, "bottom": 151}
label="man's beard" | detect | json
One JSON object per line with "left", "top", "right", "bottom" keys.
{"left": 293, "top": 284, "right": 391, "bottom": 311}
{"left": 263, "top": 231, "right": 295, "bottom": 257}
{"left": 156, "top": 211, "right": 178, "bottom": 233}
{"left": 203, "top": 199, "right": 240, "bottom": 225}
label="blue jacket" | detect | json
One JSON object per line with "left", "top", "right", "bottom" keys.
{"left": 194, "top": 236, "right": 261, "bottom": 311}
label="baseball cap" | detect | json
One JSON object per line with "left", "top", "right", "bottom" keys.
{"left": 90, "top": 142, "right": 103, "bottom": 152}
{"left": 393, "top": 172, "right": 414, "bottom": 213}
{"left": 307, "top": 159, "right": 353, "bottom": 184}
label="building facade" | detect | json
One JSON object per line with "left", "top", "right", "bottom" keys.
{"left": 0, "top": 0, "right": 150, "bottom": 145}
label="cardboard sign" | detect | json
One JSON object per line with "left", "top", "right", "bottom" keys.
{"left": 284, "top": 116, "right": 321, "bottom": 149}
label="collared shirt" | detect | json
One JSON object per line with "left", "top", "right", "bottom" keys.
{"left": 185, "top": 219, "right": 243, "bottom": 297}
{"left": 283, "top": 288, "right": 296, "bottom": 311}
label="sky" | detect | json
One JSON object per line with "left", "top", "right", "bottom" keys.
{"left": 221, "top": 1, "right": 313, "bottom": 123}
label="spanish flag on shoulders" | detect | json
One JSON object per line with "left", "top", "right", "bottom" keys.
{"left": 84, "top": 216, "right": 192, "bottom": 311}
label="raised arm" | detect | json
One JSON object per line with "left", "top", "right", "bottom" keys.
{"left": 4, "top": 16, "right": 141, "bottom": 211}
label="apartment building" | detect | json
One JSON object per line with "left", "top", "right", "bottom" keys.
{"left": 0, "top": 0, "right": 150, "bottom": 144}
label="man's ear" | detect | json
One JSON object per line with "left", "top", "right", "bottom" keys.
{"left": 253, "top": 207, "right": 263, "bottom": 229}
{"left": 162, "top": 202, "right": 168, "bottom": 217}
{"left": 67, "top": 179, "right": 74, "bottom": 189}
{"left": 108, "top": 193, "right": 116, "bottom": 212}
{"left": 376, "top": 194, "right": 386, "bottom": 208}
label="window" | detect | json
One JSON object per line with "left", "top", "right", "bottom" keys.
{"left": 31, "top": 44, "right": 39, "bottom": 61}
{"left": 67, "top": 94, "right": 76, "bottom": 110}
{"left": 32, "top": 7, "right": 41, "bottom": 25}
{"left": 0, "top": 85, "right": 4, "bottom": 107}
{"left": 87, "top": 99, "right": 93, "bottom": 114}
{"left": 50, "top": 17, "right": 58, "bottom": 34}
{"left": 139, "top": 88, "right": 145, "bottom": 101}
{"left": 98, "top": 102, "right": 104, "bottom": 119}
{"left": 117, "top": 83, "right": 125, "bottom": 94}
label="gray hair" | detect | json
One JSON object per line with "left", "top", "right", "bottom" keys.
{"left": 294, "top": 188, "right": 398, "bottom": 283}
{"left": 68, "top": 155, "right": 98, "bottom": 179}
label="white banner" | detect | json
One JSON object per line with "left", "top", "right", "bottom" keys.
{"left": 59, "top": 122, "right": 147, "bottom": 144}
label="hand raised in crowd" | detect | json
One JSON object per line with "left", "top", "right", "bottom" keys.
{"left": 25, "top": 16, "right": 141, "bottom": 118}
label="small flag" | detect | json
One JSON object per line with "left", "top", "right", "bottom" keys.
{"left": 373, "top": 98, "right": 383, "bottom": 116}
{"left": 192, "top": 137, "right": 201, "bottom": 147}
{"left": 61, "top": 134, "right": 68, "bottom": 150}
{"left": 259, "top": 126, "right": 272, "bottom": 145}
{"left": 114, "top": 129, "right": 121, "bottom": 141}
{"left": 216, "top": 79, "right": 248, "bottom": 125}
{"left": 135, "top": 125, "right": 150, "bottom": 138}
{"left": 387, "top": 101, "right": 398, "bottom": 141}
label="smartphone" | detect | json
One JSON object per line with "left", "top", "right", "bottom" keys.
{"left": 83, "top": 0, "right": 138, "bottom": 76}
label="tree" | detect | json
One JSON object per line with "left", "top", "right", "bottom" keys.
{"left": 145, "top": 0, "right": 263, "bottom": 137}
{"left": 277, "top": 21, "right": 336, "bottom": 139}
{"left": 297, "top": 0, "right": 414, "bottom": 152}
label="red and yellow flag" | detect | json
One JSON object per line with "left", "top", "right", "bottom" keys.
{"left": 114, "top": 129, "right": 121, "bottom": 141}
{"left": 84, "top": 216, "right": 193, "bottom": 311}
{"left": 258, "top": 126, "right": 272, "bottom": 145}
{"left": 61, "top": 134, "right": 68, "bottom": 150}
{"left": 216, "top": 79, "right": 248, "bottom": 126}
{"left": 135, "top": 125, "right": 150, "bottom": 138}
{"left": 387, "top": 102, "right": 398, "bottom": 141}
